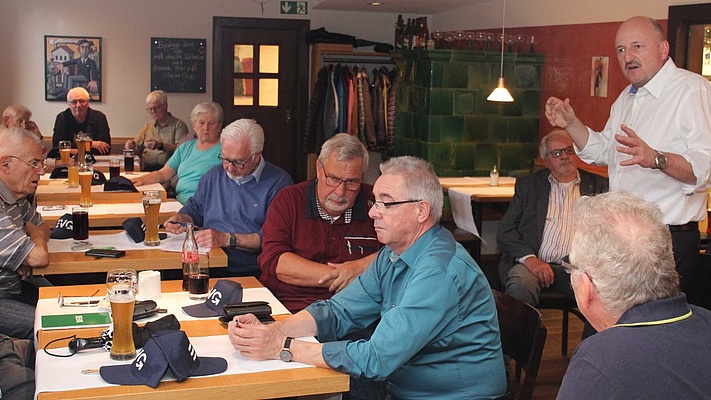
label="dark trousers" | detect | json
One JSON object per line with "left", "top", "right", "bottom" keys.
{"left": 671, "top": 229, "right": 700, "bottom": 292}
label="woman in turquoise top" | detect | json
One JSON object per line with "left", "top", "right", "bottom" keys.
{"left": 132, "top": 102, "right": 223, "bottom": 204}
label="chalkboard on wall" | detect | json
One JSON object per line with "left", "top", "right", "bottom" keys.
{"left": 150, "top": 37, "right": 206, "bottom": 93}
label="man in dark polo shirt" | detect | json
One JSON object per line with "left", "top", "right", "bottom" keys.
{"left": 258, "top": 134, "right": 381, "bottom": 313}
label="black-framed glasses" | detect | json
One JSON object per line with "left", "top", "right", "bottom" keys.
{"left": 372, "top": 199, "right": 421, "bottom": 214}
{"left": 218, "top": 154, "right": 254, "bottom": 169}
{"left": 546, "top": 146, "right": 575, "bottom": 158}
{"left": 323, "top": 173, "right": 362, "bottom": 191}
{"left": 8, "top": 156, "right": 46, "bottom": 171}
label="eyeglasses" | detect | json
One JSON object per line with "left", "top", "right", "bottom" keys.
{"left": 8, "top": 156, "right": 46, "bottom": 171}
{"left": 69, "top": 99, "right": 89, "bottom": 106}
{"left": 218, "top": 154, "right": 254, "bottom": 169}
{"left": 561, "top": 255, "right": 594, "bottom": 284}
{"left": 146, "top": 106, "right": 164, "bottom": 113}
{"left": 323, "top": 173, "right": 362, "bottom": 191}
{"left": 372, "top": 199, "right": 421, "bottom": 214}
{"left": 546, "top": 146, "right": 575, "bottom": 158}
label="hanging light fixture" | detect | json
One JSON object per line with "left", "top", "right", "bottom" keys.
{"left": 487, "top": 0, "right": 514, "bottom": 102}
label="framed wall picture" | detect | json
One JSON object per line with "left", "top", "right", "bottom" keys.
{"left": 590, "top": 56, "right": 609, "bottom": 98}
{"left": 45, "top": 35, "right": 102, "bottom": 102}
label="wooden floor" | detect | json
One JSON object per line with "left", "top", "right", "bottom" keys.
{"left": 518, "top": 308, "right": 585, "bottom": 400}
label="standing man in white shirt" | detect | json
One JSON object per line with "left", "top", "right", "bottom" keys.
{"left": 545, "top": 16, "right": 711, "bottom": 291}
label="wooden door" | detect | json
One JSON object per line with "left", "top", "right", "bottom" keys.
{"left": 213, "top": 17, "right": 310, "bottom": 182}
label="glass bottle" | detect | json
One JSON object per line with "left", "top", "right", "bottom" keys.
{"left": 403, "top": 18, "right": 411, "bottom": 50}
{"left": 421, "top": 17, "right": 430, "bottom": 49}
{"left": 181, "top": 223, "right": 199, "bottom": 291}
{"left": 395, "top": 15, "right": 404, "bottom": 50}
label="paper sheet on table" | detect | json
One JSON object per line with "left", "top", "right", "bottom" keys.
{"left": 48, "top": 232, "right": 210, "bottom": 253}
{"left": 448, "top": 188, "right": 482, "bottom": 240}
{"left": 38, "top": 200, "right": 182, "bottom": 218}
{"left": 35, "top": 287, "right": 291, "bottom": 331}
{"left": 439, "top": 176, "right": 516, "bottom": 187}
{"left": 35, "top": 334, "right": 318, "bottom": 397}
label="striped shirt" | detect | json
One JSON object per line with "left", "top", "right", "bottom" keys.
{"left": 538, "top": 174, "right": 580, "bottom": 264}
{"left": 0, "top": 180, "right": 42, "bottom": 295}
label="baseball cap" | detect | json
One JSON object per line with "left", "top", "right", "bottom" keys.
{"left": 105, "top": 176, "right": 139, "bottom": 192}
{"left": 123, "top": 217, "right": 146, "bottom": 242}
{"left": 182, "top": 280, "right": 243, "bottom": 318}
{"left": 99, "top": 330, "right": 227, "bottom": 388}
{"left": 49, "top": 213, "right": 74, "bottom": 239}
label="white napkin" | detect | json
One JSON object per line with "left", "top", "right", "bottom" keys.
{"left": 448, "top": 188, "right": 481, "bottom": 239}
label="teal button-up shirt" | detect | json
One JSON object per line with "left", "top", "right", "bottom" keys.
{"left": 306, "top": 224, "right": 506, "bottom": 399}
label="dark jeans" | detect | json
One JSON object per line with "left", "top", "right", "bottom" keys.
{"left": 0, "top": 280, "right": 45, "bottom": 340}
{"left": 0, "top": 334, "right": 35, "bottom": 400}
{"left": 671, "top": 229, "right": 700, "bottom": 292}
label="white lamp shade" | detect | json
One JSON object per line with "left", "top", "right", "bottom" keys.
{"left": 487, "top": 78, "right": 514, "bottom": 102}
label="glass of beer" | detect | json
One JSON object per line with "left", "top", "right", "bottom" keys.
{"left": 72, "top": 206, "right": 89, "bottom": 242}
{"left": 189, "top": 252, "right": 210, "bottom": 300}
{"left": 106, "top": 269, "right": 137, "bottom": 361}
{"left": 123, "top": 149, "right": 135, "bottom": 174}
{"left": 142, "top": 190, "right": 161, "bottom": 246}
{"left": 78, "top": 164, "right": 93, "bottom": 207}
{"left": 59, "top": 141, "right": 72, "bottom": 166}
{"left": 109, "top": 159, "right": 121, "bottom": 179}
{"left": 75, "top": 132, "right": 91, "bottom": 167}
{"left": 67, "top": 162, "right": 80, "bottom": 188}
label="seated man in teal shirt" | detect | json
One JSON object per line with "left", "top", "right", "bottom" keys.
{"left": 228, "top": 156, "right": 506, "bottom": 400}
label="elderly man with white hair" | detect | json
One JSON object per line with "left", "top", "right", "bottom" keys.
{"left": 164, "top": 119, "right": 292, "bottom": 277}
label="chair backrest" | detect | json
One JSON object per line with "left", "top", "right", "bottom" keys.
{"left": 493, "top": 290, "right": 547, "bottom": 400}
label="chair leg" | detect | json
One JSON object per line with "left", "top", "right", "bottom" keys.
{"left": 562, "top": 309, "right": 569, "bottom": 356}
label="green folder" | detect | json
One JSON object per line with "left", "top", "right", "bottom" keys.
{"left": 41, "top": 313, "right": 111, "bottom": 329}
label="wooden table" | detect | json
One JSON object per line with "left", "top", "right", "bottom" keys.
{"left": 40, "top": 201, "right": 182, "bottom": 229}
{"left": 47, "top": 155, "right": 142, "bottom": 174}
{"left": 36, "top": 278, "right": 349, "bottom": 400}
{"left": 35, "top": 181, "right": 166, "bottom": 206}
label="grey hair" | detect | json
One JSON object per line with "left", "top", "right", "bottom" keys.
{"left": 190, "top": 102, "right": 224, "bottom": 126}
{"left": 67, "top": 87, "right": 90, "bottom": 102}
{"left": 2, "top": 104, "right": 32, "bottom": 121}
{"left": 539, "top": 129, "right": 571, "bottom": 159}
{"left": 0, "top": 127, "right": 41, "bottom": 156}
{"left": 317, "top": 133, "right": 369, "bottom": 174}
{"left": 146, "top": 90, "right": 168, "bottom": 106}
{"left": 220, "top": 119, "right": 264, "bottom": 154}
{"left": 569, "top": 191, "right": 679, "bottom": 316}
{"left": 379, "top": 156, "right": 443, "bottom": 221}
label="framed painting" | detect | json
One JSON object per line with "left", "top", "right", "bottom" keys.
{"left": 45, "top": 35, "right": 102, "bottom": 102}
{"left": 590, "top": 56, "right": 609, "bottom": 98}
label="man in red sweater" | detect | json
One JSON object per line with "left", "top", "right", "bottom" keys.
{"left": 259, "top": 134, "right": 381, "bottom": 312}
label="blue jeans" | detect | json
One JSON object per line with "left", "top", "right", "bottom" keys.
{"left": 503, "top": 262, "right": 574, "bottom": 306}
{"left": 0, "top": 280, "right": 43, "bottom": 340}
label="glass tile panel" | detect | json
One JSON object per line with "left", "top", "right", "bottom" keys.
{"left": 234, "top": 78, "right": 254, "bottom": 106}
{"left": 233, "top": 45, "right": 254, "bottom": 73}
{"left": 259, "top": 79, "right": 278, "bottom": 106}
{"left": 259, "top": 45, "right": 279, "bottom": 73}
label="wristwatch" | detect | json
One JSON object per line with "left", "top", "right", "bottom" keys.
{"left": 279, "top": 337, "right": 294, "bottom": 362}
{"left": 228, "top": 233, "right": 238, "bottom": 248}
{"left": 653, "top": 151, "right": 668, "bottom": 170}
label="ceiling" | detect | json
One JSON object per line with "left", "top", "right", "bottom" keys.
{"left": 311, "top": 0, "right": 485, "bottom": 15}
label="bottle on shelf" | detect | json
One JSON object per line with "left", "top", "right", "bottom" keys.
{"left": 395, "top": 14, "right": 404, "bottom": 50}
{"left": 421, "top": 17, "right": 430, "bottom": 49}
{"left": 181, "top": 222, "right": 199, "bottom": 291}
{"left": 402, "top": 18, "right": 411, "bottom": 50}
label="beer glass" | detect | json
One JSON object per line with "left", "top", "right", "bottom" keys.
{"left": 106, "top": 269, "right": 137, "bottom": 361}
{"left": 75, "top": 132, "right": 91, "bottom": 167}
{"left": 72, "top": 206, "right": 89, "bottom": 242}
{"left": 142, "top": 190, "right": 161, "bottom": 246}
{"left": 59, "top": 141, "right": 72, "bottom": 166}
{"left": 189, "top": 252, "right": 210, "bottom": 300}
{"left": 109, "top": 159, "right": 120, "bottom": 179}
{"left": 78, "top": 164, "right": 93, "bottom": 207}
{"left": 123, "top": 149, "right": 135, "bottom": 174}
{"left": 67, "top": 163, "right": 79, "bottom": 188}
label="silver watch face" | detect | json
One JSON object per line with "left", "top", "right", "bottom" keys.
{"left": 280, "top": 349, "right": 292, "bottom": 362}
{"left": 655, "top": 153, "right": 668, "bottom": 169}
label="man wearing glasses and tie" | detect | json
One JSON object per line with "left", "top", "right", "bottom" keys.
{"left": 164, "top": 119, "right": 292, "bottom": 277}
{"left": 258, "top": 134, "right": 381, "bottom": 313}
{"left": 497, "top": 130, "right": 608, "bottom": 307}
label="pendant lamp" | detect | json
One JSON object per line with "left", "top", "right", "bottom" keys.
{"left": 487, "top": 0, "right": 514, "bottom": 102}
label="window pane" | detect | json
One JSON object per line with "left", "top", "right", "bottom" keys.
{"left": 234, "top": 45, "right": 254, "bottom": 73}
{"left": 259, "top": 79, "right": 278, "bottom": 106}
{"left": 234, "top": 78, "right": 253, "bottom": 106}
{"left": 259, "top": 45, "right": 279, "bottom": 73}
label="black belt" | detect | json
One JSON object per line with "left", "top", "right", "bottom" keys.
{"left": 668, "top": 222, "right": 698, "bottom": 232}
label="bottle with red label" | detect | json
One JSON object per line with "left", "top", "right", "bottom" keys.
{"left": 181, "top": 222, "right": 199, "bottom": 291}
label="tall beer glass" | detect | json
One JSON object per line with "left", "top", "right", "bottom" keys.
{"left": 142, "top": 190, "right": 161, "bottom": 246}
{"left": 75, "top": 132, "right": 91, "bottom": 167}
{"left": 59, "top": 141, "right": 72, "bottom": 166}
{"left": 106, "top": 269, "right": 137, "bottom": 361}
{"left": 67, "top": 162, "right": 79, "bottom": 188}
{"left": 78, "top": 164, "right": 93, "bottom": 207}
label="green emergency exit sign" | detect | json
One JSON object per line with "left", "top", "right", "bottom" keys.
{"left": 280, "top": 1, "right": 308, "bottom": 15}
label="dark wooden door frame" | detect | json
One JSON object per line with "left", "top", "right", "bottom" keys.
{"left": 668, "top": 3, "right": 711, "bottom": 71}
{"left": 212, "top": 16, "right": 310, "bottom": 182}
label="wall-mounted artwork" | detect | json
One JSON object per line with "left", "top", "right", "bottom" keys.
{"left": 590, "top": 56, "right": 608, "bottom": 98}
{"left": 45, "top": 35, "right": 102, "bottom": 102}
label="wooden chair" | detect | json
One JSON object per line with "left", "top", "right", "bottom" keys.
{"left": 536, "top": 288, "right": 585, "bottom": 355}
{"left": 494, "top": 290, "right": 547, "bottom": 400}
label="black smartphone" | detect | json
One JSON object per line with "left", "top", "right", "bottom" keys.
{"left": 85, "top": 249, "right": 126, "bottom": 258}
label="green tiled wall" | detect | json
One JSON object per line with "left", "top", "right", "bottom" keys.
{"left": 392, "top": 50, "right": 544, "bottom": 177}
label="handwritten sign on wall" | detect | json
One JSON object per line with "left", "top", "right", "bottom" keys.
{"left": 150, "top": 38, "right": 206, "bottom": 93}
